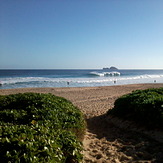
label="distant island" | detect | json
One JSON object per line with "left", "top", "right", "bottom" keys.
{"left": 103, "top": 66, "right": 118, "bottom": 70}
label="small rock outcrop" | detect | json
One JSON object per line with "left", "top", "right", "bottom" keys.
{"left": 103, "top": 66, "right": 118, "bottom": 70}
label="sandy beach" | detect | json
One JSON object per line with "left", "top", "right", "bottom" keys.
{"left": 0, "top": 84, "right": 163, "bottom": 162}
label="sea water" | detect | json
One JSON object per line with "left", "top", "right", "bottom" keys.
{"left": 0, "top": 69, "right": 163, "bottom": 89}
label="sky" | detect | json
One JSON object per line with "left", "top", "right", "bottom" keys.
{"left": 0, "top": 0, "right": 163, "bottom": 69}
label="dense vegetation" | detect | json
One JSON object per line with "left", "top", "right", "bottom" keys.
{"left": 108, "top": 88, "right": 163, "bottom": 129}
{"left": 0, "top": 93, "right": 86, "bottom": 163}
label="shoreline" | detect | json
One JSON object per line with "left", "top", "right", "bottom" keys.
{"left": 1, "top": 83, "right": 163, "bottom": 92}
{"left": 1, "top": 83, "right": 163, "bottom": 162}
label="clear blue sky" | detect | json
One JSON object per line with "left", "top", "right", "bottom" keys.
{"left": 0, "top": 0, "right": 163, "bottom": 69}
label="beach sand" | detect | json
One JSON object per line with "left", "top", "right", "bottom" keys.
{"left": 0, "top": 84, "right": 163, "bottom": 162}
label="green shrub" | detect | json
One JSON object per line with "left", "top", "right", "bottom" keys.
{"left": 107, "top": 88, "right": 163, "bottom": 129}
{"left": 0, "top": 93, "right": 86, "bottom": 163}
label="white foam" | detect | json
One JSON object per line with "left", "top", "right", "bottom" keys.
{"left": 1, "top": 73, "right": 163, "bottom": 89}
{"left": 90, "top": 71, "right": 120, "bottom": 77}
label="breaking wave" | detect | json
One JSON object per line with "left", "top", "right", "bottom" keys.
{"left": 1, "top": 73, "right": 163, "bottom": 89}
{"left": 89, "top": 71, "right": 121, "bottom": 77}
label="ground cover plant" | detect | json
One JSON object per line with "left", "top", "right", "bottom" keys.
{"left": 108, "top": 88, "right": 163, "bottom": 129}
{"left": 0, "top": 93, "right": 86, "bottom": 163}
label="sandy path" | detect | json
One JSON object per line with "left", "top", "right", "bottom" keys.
{"left": 0, "top": 84, "right": 163, "bottom": 162}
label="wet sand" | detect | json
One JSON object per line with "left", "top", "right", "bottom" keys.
{"left": 0, "top": 84, "right": 163, "bottom": 162}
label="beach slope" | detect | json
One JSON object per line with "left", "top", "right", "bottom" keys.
{"left": 0, "top": 84, "right": 163, "bottom": 162}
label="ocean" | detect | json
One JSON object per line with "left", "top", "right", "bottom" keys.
{"left": 0, "top": 69, "right": 163, "bottom": 89}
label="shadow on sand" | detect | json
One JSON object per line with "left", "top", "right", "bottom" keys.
{"left": 86, "top": 114, "right": 163, "bottom": 162}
